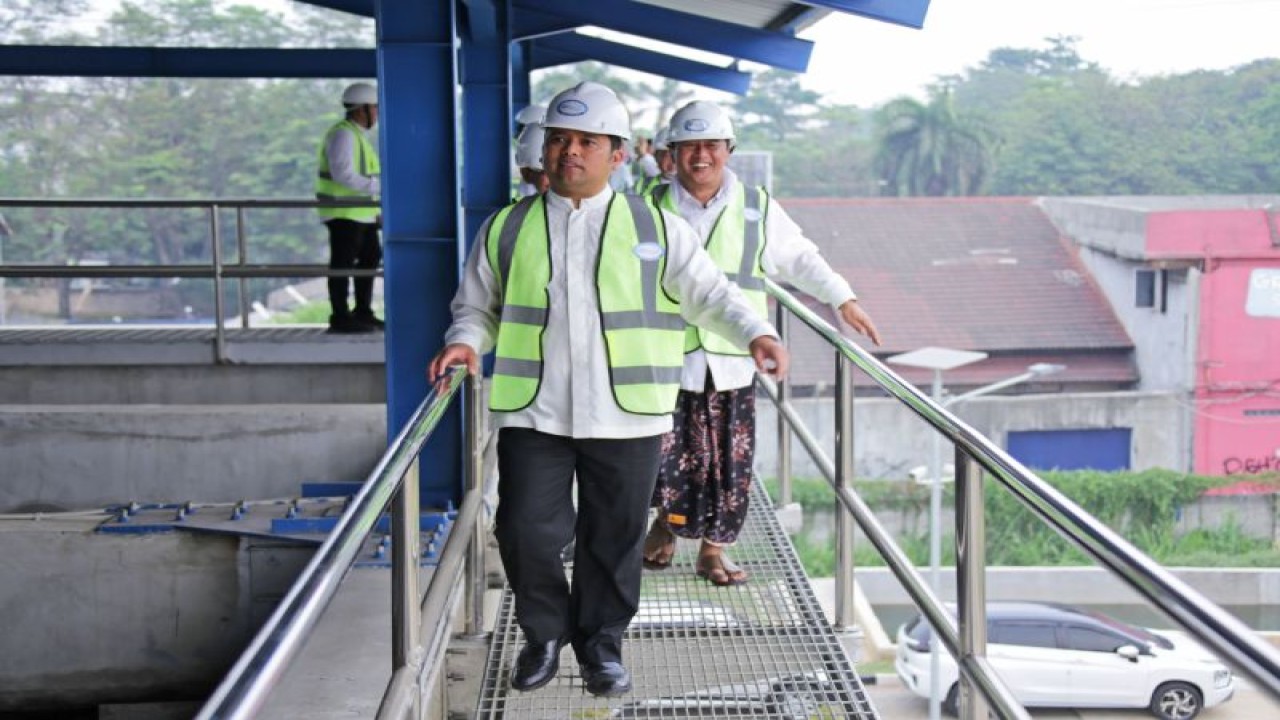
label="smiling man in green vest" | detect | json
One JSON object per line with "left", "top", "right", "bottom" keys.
{"left": 642, "top": 101, "right": 883, "bottom": 587}
{"left": 315, "top": 82, "right": 382, "bottom": 333}
{"left": 429, "top": 82, "right": 788, "bottom": 699}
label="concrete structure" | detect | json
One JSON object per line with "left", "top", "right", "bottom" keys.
{"left": 756, "top": 390, "right": 1190, "bottom": 480}
{"left": 1042, "top": 196, "right": 1280, "bottom": 477}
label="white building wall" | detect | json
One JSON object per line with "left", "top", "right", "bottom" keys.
{"left": 755, "top": 391, "right": 1190, "bottom": 481}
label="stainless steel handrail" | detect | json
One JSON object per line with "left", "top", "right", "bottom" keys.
{"left": 195, "top": 365, "right": 475, "bottom": 720}
{"left": 0, "top": 197, "right": 379, "bottom": 362}
{"left": 764, "top": 277, "right": 1280, "bottom": 710}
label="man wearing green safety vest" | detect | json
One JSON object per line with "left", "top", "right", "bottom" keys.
{"left": 642, "top": 101, "right": 884, "bottom": 587}
{"left": 315, "top": 82, "right": 382, "bottom": 334}
{"left": 429, "top": 82, "right": 788, "bottom": 699}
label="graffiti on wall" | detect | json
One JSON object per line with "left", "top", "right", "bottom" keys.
{"left": 1223, "top": 454, "right": 1280, "bottom": 475}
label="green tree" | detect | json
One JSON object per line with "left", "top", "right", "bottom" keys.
{"left": 874, "top": 89, "right": 997, "bottom": 196}
{"left": 733, "top": 69, "right": 820, "bottom": 145}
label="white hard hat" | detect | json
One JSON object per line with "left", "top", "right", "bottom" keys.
{"left": 515, "top": 104, "right": 546, "bottom": 125}
{"left": 666, "top": 101, "right": 734, "bottom": 144}
{"left": 515, "top": 122, "right": 546, "bottom": 170}
{"left": 652, "top": 128, "right": 670, "bottom": 152}
{"left": 543, "top": 81, "right": 631, "bottom": 141}
{"left": 341, "top": 82, "right": 378, "bottom": 106}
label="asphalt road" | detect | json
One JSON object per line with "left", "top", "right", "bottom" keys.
{"left": 862, "top": 675, "right": 1278, "bottom": 720}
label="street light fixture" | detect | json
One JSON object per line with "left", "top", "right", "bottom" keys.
{"left": 887, "top": 347, "right": 1065, "bottom": 720}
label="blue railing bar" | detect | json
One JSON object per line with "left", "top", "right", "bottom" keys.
{"left": 764, "top": 277, "right": 1280, "bottom": 699}
{"left": 195, "top": 366, "right": 468, "bottom": 720}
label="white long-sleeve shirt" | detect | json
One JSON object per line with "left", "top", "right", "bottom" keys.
{"left": 669, "top": 168, "right": 855, "bottom": 391}
{"left": 324, "top": 124, "right": 381, "bottom": 220}
{"left": 445, "top": 186, "right": 777, "bottom": 439}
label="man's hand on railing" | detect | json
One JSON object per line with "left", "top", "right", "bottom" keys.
{"left": 838, "top": 299, "right": 882, "bottom": 347}
{"left": 749, "top": 336, "right": 789, "bottom": 379}
{"left": 428, "top": 343, "right": 478, "bottom": 394}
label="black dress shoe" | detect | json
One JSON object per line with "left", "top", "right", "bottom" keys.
{"left": 580, "top": 661, "right": 632, "bottom": 697}
{"left": 510, "top": 639, "right": 562, "bottom": 692}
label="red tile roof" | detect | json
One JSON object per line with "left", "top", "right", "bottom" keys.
{"left": 772, "top": 197, "right": 1135, "bottom": 390}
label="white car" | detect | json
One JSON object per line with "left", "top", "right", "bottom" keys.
{"left": 894, "top": 601, "right": 1235, "bottom": 720}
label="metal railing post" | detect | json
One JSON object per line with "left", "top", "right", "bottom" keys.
{"left": 209, "top": 204, "right": 227, "bottom": 362}
{"left": 955, "top": 448, "right": 989, "bottom": 720}
{"left": 776, "top": 304, "right": 793, "bottom": 506}
{"left": 236, "top": 206, "right": 249, "bottom": 329}
{"left": 834, "top": 351, "right": 855, "bottom": 630}
{"left": 390, "top": 458, "right": 422, "bottom": 717}
{"left": 465, "top": 374, "right": 486, "bottom": 636}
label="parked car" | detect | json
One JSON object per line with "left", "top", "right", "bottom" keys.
{"left": 894, "top": 601, "right": 1234, "bottom": 720}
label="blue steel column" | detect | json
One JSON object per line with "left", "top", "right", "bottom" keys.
{"left": 376, "top": 0, "right": 464, "bottom": 507}
{"left": 510, "top": 39, "right": 531, "bottom": 135}
{"left": 460, "top": 0, "right": 512, "bottom": 248}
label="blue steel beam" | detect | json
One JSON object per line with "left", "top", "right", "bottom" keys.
{"left": 511, "top": 0, "right": 813, "bottom": 72}
{"left": 510, "top": 5, "right": 583, "bottom": 41}
{"left": 510, "top": 39, "right": 532, "bottom": 135}
{"left": 531, "top": 33, "right": 751, "bottom": 95}
{"left": 460, "top": 0, "right": 512, "bottom": 253}
{"left": 0, "top": 46, "right": 374, "bottom": 78}
{"left": 296, "top": 0, "right": 375, "bottom": 18}
{"left": 796, "top": 0, "right": 931, "bottom": 29}
{"left": 376, "top": 0, "right": 465, "bottom": 508}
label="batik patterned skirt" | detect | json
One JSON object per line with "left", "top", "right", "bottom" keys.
{"left": 652, "top": 379, "right": 756, "bottom": 545}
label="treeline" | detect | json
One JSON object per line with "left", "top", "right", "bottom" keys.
{"left": 3, "top": 3, "right": 1276, "bottom": 281}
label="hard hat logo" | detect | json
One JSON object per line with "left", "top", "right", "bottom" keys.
{"left": 666, "top": 100, "right": 735, "bottom": 145}
{"left": 684, "top": 118, "right": 709, "bottom": 132}
{"left": 557, "top": 99, "right": 589, "bottom": 117}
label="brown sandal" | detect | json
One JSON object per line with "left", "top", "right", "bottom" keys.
{"left": 642, "top": 520, "right": 676, "bottom": 570}
{"left": 696, "top": 552, "right": 749, "bottom": 586}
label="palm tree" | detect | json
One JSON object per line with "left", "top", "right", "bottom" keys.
{"left": 874, "top": 89, "right": 997, "bottom": 196}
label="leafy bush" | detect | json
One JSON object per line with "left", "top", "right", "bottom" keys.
{"left": 764, "top": 470, "right": 1280, "bottom": 573}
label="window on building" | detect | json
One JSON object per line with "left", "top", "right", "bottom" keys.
{"left": 1135, "top": 268, "right": 1167, "bottom": 312}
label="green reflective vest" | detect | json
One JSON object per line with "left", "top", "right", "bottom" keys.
{"left": 651, "top": 182, "right": 768, "bottom": 356}
{"left": 315, "top": 120, "right": 380, "bottom": 222}
{"left": 485, "top": 193, "right": 685, "bottom": 415}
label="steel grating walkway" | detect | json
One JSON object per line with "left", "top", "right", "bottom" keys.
{"left": 474, "top": 481, "right": 879, "bottom": 719}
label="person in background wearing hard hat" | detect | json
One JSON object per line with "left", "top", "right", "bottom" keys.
{"left": 428, "top": 82, "right": 789, "bottom": 699}
{"left": 513, "top": 121, "right": 549, "bottom": 198}
{"left": 642, "top": 100, "right": 883, "bottom": 586}
{"left": 652, "top": 127, "right": 676, "bottom": 185}
{"left": 315, "top": 82, "right": 383, "bottom": 334}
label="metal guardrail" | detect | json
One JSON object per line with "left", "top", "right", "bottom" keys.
{"left": 0, "top": 198, "right": 379, "bottom": 362}
{"left": 763, "top": 278, "right": 1280, "bottom": 718}
{"left": 194, "top": 365, "right": 487, "bottom": 720}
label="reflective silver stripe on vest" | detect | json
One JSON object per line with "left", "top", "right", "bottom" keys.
{"left": 502, "top": 304, "right": 547, "bottom": 325}
{"left": 497, "top": 196, "right": 538, "bottom": 285}
{"left": 493, "top": 357, "right": 542, "bottom": 379}
{"left": 731, "top": 186, "right": 764, "bottom": 290}
{"left": 613, "top": 365, "right": 682, "bottom": 385}
{"left": 600, "top": 309, "right": 684, "bottom": 331}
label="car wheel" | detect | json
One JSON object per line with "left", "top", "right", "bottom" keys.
{"left": 1150, "top": 681, "right": 1202, "bottom": 720}
{"left": 942, "top": 683, "right": 960, "bottom": 717}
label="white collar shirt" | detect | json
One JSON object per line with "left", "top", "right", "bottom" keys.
{"left": 445, "top": 185, "right": 776, "bottom": 439}
{"left": 668, "top": 168, "right": 856, "bottom": 392}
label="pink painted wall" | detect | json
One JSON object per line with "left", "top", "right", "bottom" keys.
{"left": 1149, "top": 210, "right": 1280, "bottom": 475}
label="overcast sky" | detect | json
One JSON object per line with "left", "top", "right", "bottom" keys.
{"left": 799, "top": 0, "right": 1280, "bottom": 107}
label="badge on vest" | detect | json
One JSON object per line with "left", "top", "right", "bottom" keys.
{"left": 743, "top": 207, "right": 763, "bottom": 223}
{"left": 633, "top": 242, "right": 665, "bottom": 261}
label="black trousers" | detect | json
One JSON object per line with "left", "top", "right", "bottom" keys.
{"left": 495, "top": 427, "right": 663, "bottom": 666}
{"left": 325, "top": 218, "right": 381, "bottom": 316}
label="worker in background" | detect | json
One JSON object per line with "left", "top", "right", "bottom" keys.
{"left": 642, "top": 100, "right": 882, "bottom": 586}
{"left": 514, "top": 121, "right": 549, "bottom": 198}
{"left": 315, "top": 82, "right": 382, "bottom": 334}
{"left": 429, "top": 82, "right": 788, "bottom": 698}
{"left": 633, "top": 135, "right": 662, "bottom": 195}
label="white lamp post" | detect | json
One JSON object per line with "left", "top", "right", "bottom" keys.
{"left": 888, "top": 347, "right": 1065, "bottom": 720}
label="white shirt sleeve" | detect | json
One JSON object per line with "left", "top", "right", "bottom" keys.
{"left": 443, "top": 220, "right": 500, "bottom": 354}
{"left": 761, "top": 199, "right": 855, "bottom": 310}
{"left": 660, "top": 211, "right": 777, "bottom": 347}
{"left": 325, "top": 126, "right": 382, "bottom": 196}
